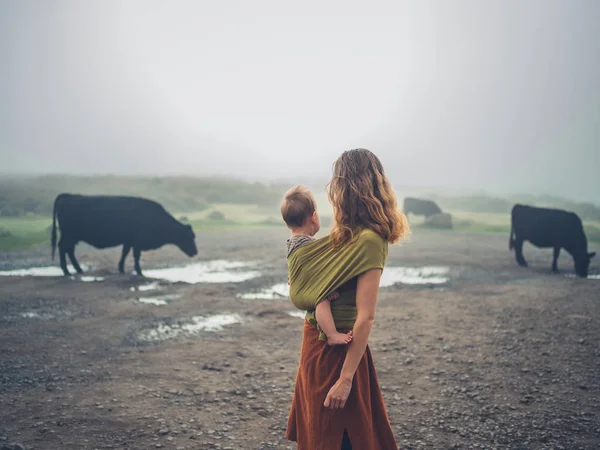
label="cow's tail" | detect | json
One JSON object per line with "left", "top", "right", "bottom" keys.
{"left": 509, "top": 214, "right": 515, "bottom": 251}
{"left": 51, "top": 195, "right": 60, "bottom": 260}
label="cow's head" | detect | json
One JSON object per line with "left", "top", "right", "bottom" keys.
{"left": 176, "top": 224, "right": 198, "bottom": 257}
{"left": 574, "top": 251, "right": 596, "bottom": 278}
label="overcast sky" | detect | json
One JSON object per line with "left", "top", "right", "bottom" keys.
{"left": 1, "top": 1, "right": 599, "bottom": 201}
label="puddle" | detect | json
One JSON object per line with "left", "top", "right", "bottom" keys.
{"left": 144, "top": 260, "right": 261, "bottom": 284}
{"left": 565, "top": 274, "right": 600, "bottom": 280}
{"left": 78, "top": 276, "right": 104, "bottom": 282}
{"left": 9, "top": 311, "right": 62, "bottom": 320}
{"left": 0, "top": 265, "right": 105, "bottom": 282}
{"left": 135, "top": 294, "right": 181, "bottom": 306}
{"left": 567, "top": 314, "right": 591, "bottom": 320}
{"left": 130, "top": 282, "right": 162, "bottom": 292}
{"left": 380, "top": 266, "right": 450, "bottom": 286}
{"left": 239, "top": 283, "right": 289, "bottom": 299}
{"left": 137, "top": 314, "right": 243, "bottom": 342}
{"left": 19, "top": 311, "right": 54, "bottom": 319}
{"left": 287, "top": 311, "right": 307, "bottom": 319}
{"left": 0, "top": 265, "right": 88, "bottom": 277}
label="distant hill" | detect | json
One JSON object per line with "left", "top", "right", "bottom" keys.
{"left": 1, "top": 175, "right": 598, "bottom": 222}
{"left": 0, "top": 175, "right": 286, "bottom": 217}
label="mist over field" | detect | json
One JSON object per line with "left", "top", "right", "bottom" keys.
{"left": 1, "top": 1, "right": 599, "bottom": 202}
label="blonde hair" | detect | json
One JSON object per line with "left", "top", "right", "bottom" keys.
{"left": 281, "top": 185, "right": 317, "bottom": 228}
{"left": 327, "top": 148, "right": 410, "bottom": 247}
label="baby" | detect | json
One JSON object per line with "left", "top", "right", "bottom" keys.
{"left": 281, "top": 185, "right": 353, "bottom": 346}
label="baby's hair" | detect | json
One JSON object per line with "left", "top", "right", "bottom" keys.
{"left": 281, "top": 185, "right": 317, "bottom": 228}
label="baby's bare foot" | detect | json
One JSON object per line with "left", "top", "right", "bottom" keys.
{"left": 327, "top": 331, "right": 353, "bottom": 346}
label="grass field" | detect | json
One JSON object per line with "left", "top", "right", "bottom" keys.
{"left": 0, "top": 205, "right": 285, "bottom": 252}
{"left": 0, "top": 216, "right": 53, "bottom": 251}
{"left": 2, "top": 206, "right": 599, "bottom": 252}
{"left": 408, "top": 210, "right": 600, "bottom": 243}
{"left": 1, "top": 177, "right": 599, "bottom": 252}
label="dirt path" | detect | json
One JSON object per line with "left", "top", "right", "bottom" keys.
{"left": 1, "top": 229, "right": 599, "bottom": 449}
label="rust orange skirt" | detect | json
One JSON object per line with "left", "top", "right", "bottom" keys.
{"left": 286, "top": 320, "right": 398, "bottom": 450}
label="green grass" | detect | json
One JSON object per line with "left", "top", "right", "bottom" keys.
{"left": 585, "top": 224, "right": 600, "bottom": 243}
{"left": 0, "top": 205, "right": 286, "bottom": 252}
{"left": 0, "top": 215, "right": 52, "bottom": 251}
{"left": 448, "top": 211, "right": 511, "bottom": 234}
{"left": 2, "top": 206, "right": 599, "bottom": 252}
{"left": 182, "top": 203, "right": 280, "bottom": 224}
{"left": 409, "top": 210, "right": 600, "bottom": 243}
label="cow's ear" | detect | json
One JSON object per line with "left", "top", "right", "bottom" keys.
{"left": 589, "top": 251, "right": 596, "bottom": 260}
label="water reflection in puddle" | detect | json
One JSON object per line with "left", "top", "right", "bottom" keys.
{"left": 0, "top": 265, "right": 106, "bottom": 282}
{"left": 20, "top": 311, "right": 53, "bottom": 319}
{"left": 380, "top": 266, "right": 450, "bottom": 286}
{"left": 138, "top": 314, "right": 243, "bottom": 342}
{"left": 130, "top": 282, "right": 162, "bottom": 292}
{"left": 0, "top": 265, "right": 88, "bottom": 277}
{"left": 144, "top": 260, "right": 261, "bottom": 284}
{"left": 565, "top": 274, "right": 600, "bottom": 280}
{"left": 239, "top": 283, "right": 289, "bottom": 299}
{"left": 78, "top": 276, "right": 104, "bottom": 282}
{"left": 135, "top": 294, "right": 181, "bottom": 306}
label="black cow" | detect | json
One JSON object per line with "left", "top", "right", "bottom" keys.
{"left": 51, "top": 194, "right": 197, "bottom": 276}
{"left": 509, "top": 204, "right": 596, "bottom": 277}
{"left": 403, "top": 197, "right": 442, "bottom": 218}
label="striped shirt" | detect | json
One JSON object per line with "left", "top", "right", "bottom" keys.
{"left": 286, "top": 235, "right": 315, "bottom": 258}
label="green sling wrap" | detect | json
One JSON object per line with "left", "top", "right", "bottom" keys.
{"left": 288, "top": 229, "right": 388, "bottom": 340}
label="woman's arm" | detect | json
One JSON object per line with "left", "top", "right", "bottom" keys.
{"left": 323, "top": 268, "right": 381, "bottom": 409}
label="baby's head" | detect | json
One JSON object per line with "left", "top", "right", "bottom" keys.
{"left": 281, "top": 185, "right": 320, "bottom": 235}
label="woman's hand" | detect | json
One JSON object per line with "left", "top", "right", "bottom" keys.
{"left": 324, "top": 376, "right": 353, "bottom": 409}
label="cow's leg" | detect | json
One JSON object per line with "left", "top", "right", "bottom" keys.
{"left": 67, "top": 245, "right": 84, "bottom": 274}
{"left": 119, "top": 244, "right": 131, "bottom": 274}
{"left": 133, "top": 247, "right": 143, "bottom": 276}
{"left": 552, "top": 247, "right": 560, "bottom": 273}
{"left": 58, "top": 239, "right": 70, "bottom": 276}
{"left": 514, "top": 238, "right": 528, "bottom": 267}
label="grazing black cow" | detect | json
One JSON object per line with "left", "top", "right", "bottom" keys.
{"left": 403, "top": 197, "right": 443, "bottom": 218}
{"left": 509, "top": 204, "right": 596, "bottom": 278}
{"left": 51, "top": 194, "right": 197, "bottom": 276}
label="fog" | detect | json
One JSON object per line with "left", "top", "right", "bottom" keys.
{"left": 1, "top": 0, "right": 599, "bottom": 201}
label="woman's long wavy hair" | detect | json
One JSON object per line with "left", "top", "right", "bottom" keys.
{"left": 327, "top": 148, "right": 410, "bottom": 247}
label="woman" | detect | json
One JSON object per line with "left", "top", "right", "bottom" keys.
{"left": 286, "top": 148, "right": 410, "bottom": 449}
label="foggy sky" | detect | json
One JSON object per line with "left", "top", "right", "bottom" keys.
{"left": 1, "top": 1, "right": 599, "bottom": 201}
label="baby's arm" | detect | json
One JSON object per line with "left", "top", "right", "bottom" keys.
{"left": 315, "top": 299, "right": 337, "bottom": 337}
{"left": 315, "top": 298, "right": 352, "bottom": 346}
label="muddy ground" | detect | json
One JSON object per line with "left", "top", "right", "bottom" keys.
{"left": 0, "top": 228, "right": 599, "bottom": 450}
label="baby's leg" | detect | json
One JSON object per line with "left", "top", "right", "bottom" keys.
{"left": 315, "top": 299, "right": 353, "bottom": 346}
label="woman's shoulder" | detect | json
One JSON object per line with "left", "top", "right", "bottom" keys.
{"left": 313, "top": 229, "right": 385, "bottom": 250}
{"left": 355, "top": 228, "right": 388, "bottom": 267}
{"left": 357, "top": 228, "right": 386, "bottom": 245}
{"left": 355, "top": 228, "right": 387, "bottom": 256}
